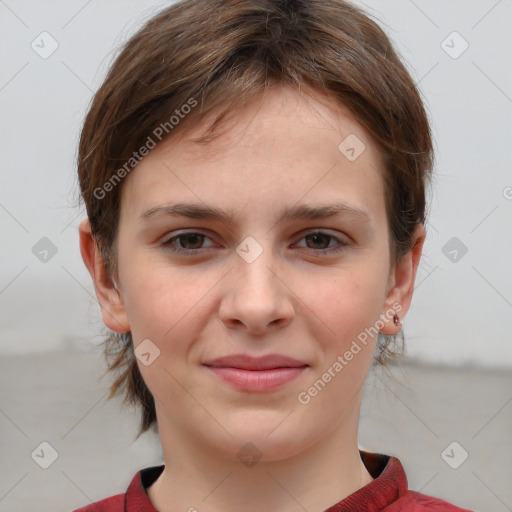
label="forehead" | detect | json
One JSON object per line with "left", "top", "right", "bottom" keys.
{"left": 170, "top": 85, "right": 381, "bottom": 161}
{"left": 119, "top": 85, "right": 386, "bottom": 224}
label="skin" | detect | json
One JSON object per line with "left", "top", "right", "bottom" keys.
{"left": 80, "top": 84, "right": 425, "bottom": 512}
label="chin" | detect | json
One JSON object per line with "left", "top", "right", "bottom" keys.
{"left": 207, "top": 419, "right": 314, "bottom": 463}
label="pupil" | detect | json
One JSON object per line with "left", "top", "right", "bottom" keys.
{"left": 182, "top": 234, "right": 203, "bottom": 249}
{"left": 308, "top": 233, "right": 328, "bottom": 249}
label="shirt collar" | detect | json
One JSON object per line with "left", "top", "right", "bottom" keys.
{"left": 125, "top": 465, "right": 162, "bottom": 512}
{"left": 125, "top": 450, "right": 408, "bottom": 511}
{"left": 324, "top": 451, "right": 409, "bottom": 511}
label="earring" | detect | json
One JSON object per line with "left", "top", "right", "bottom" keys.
{"left": 393, "top": 314, "right": 401, "bottom": 326}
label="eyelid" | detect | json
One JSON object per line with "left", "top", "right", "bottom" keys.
{"left": 297, "top": 228, "right": 351, "bottom": 243}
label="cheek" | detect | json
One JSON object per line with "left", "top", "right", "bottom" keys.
{"left": 295, "top": 271, "right": 383, "bottom": 416}
{"left": 118, "top": 247, "right": 220, "bottom": 356}
{"left": 301, "top": 264, "right": 387, "bottom": 350}
{"left": 123, "top": 269, "right": 206, "bottom": 341}
{"left": 121, "top": 263, "right": 213, "bottom": 397}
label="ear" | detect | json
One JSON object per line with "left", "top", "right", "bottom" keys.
{"left": 379, "top": 223, "right": 426, "bottom": 335}
{"left": 79, "top": 218, "right": 130, "bottom": 333}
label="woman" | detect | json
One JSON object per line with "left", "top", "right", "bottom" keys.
{"left": 74, "top": 0, "right": 472, "bottom": 510}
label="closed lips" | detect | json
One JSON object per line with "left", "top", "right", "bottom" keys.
{"left": 203, "top": 354, "right": 309, "bottom": 370}
{"left": 203, "top": 354, "right": 309, "bottom": 392}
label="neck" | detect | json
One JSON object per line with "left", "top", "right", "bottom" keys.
{"left": 147, "top": 397, "right": 373, "bottom": 512}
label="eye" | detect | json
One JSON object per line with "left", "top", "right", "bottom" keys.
{"left": 161, "top": 231, "right": 217, "bottom": 255}
{"left": 161, "top": 230, "right": 349, "bottom": 256}
{"left": 293, "top": 231, "right": 350, "bottom": 255}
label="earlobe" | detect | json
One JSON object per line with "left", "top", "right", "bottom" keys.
{"left": 379, "top": 224, "right": 426, "bottom": 335}
{"left": 79, "top": 218, "right": 131, "bottom": 333}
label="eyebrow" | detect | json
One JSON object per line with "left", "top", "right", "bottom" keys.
{"left": 139, "top": 202, "right": 371, "bottom": 224}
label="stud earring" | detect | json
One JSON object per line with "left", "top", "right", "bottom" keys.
{"left": 393, "top": 314, "right": 401, "bottom": 326}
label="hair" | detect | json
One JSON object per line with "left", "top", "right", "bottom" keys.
{"left": 76, "top": 0, "right": 434, "bottom": 438}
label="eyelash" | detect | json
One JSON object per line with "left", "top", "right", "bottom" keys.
{"left": 160, "top": 230, "right": 350, "bottom": 256}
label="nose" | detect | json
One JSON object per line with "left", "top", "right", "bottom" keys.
{"left": 218, "top": 243, "right": 294, "bottom": 335}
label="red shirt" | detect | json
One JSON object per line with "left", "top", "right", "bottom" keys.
{"left": 73, "top": 451, "right": 473, "bottom": 511}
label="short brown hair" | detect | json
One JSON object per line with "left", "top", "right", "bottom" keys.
{"left": 77, "top": 0, "right": 434, "bottom": 438}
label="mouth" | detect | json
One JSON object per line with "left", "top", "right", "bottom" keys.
{"left": 202, "top": 354, "right": 309, "bottom": 392}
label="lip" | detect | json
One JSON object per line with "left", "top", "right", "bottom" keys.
{"left": 203, "top": 354, "right": 308, "bottom": 370}
{"left": 202, "top": 354, "right": 309, "bottom": 392}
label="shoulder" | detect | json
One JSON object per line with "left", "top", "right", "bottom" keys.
{"left": 385, "top": 490, "right": 474, "bottom": 511}
{"left": 72, "top": 493, "right": 124, "bottom": 512}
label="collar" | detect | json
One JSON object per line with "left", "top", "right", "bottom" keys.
{"left": 324, "top": 451, "right": 408, "bottom": 511}
{"left": 125, "top": 450, "right": 408, "bottom": 511}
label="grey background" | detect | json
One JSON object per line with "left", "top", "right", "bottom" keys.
{"left": 0, "top": 0, "right": 511, "bottom": 511}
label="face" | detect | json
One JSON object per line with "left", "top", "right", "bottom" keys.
{"left": 82, "top": 84, "right": 423, "bottom": 462}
